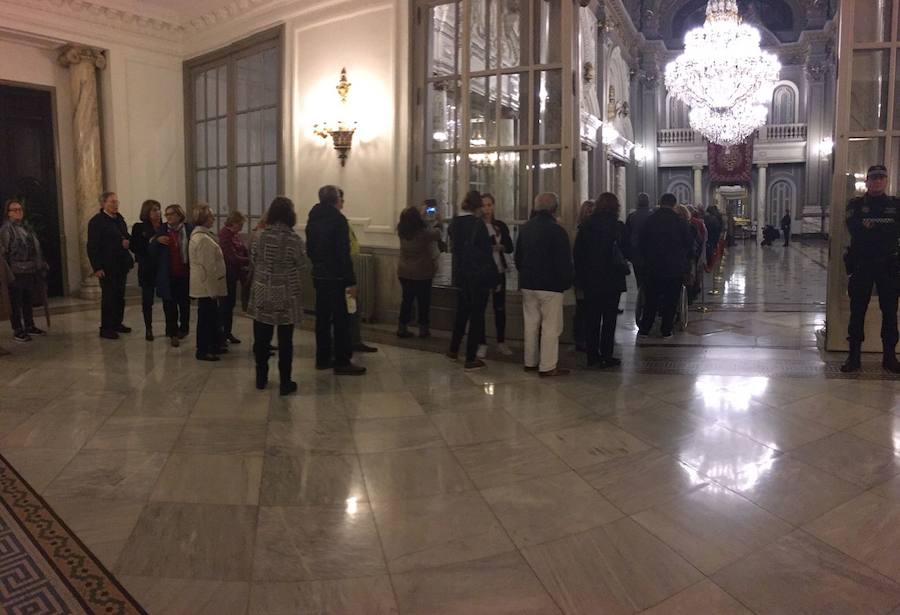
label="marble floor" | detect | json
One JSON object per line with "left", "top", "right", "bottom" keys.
{"left": 3, "top": 240, "right": 900, "bottom": 614}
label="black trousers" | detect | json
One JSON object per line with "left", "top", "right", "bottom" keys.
{"left": 253, "top": 320, "right": 294, "bottom": 384}
{"left": 196, "top": 297, "right": 220, "bottom": 358}
{"left": 220, "top": 273, "right": 239, "bottom": 337}
{"left": 163, "top": 276, "right": 190, "bottom": 338}
{"left": 574, "top": 297, "right": 586, "bottom": 348}
{"left": 848, "top": 262, "right": 899, "bottom": 348}
{"left": 640, "top": 275, "right": 682, "bottom": 335}
{"left": 449, "top": 286, "right": 489, "bottom": 362}
{"left": 314, "top": 279, "right": 351, "bottom": 366}
{"left": 585, "top": 289, "right": 621, "bottom": 362}
{"left": 480, "top": 277, "right": 507, "bottom": 344}
{"left": 782, "top": 228, "right": 790, "bottom": 246}
{"left": 9, "top": 285, "right": 34, "bottom": 333}
{"left": 141, "top": 285, "right": 155, "bottom": 331}
{"left": 398, "top": 278, "right": 433, "bottom": 327}
{"left": 100, "top": 273, "right": 127, "bottom": 332}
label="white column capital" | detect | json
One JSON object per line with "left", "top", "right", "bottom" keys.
{"left": 757, "top": 162, "right": 769, "bottom": 169}
{"left": 58, "top": 45, "right": 107, "bottom": 71}
{"left": 692, "top": 164, "right": 704, "bottom": 171}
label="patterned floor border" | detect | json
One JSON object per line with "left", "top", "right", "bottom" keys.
{"left": 0, "top": 453, "right": 147, "bottom": 614}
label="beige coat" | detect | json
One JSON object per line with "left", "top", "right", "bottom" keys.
{"left": 189, "top": 226, "right": 227, "bottom": 298}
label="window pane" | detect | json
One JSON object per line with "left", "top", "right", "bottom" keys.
{"left": 237, "top": 113, "right": 248, "bottom": 165}
{"left": 218, "top": 169, "right": 228, "bottom": 214}
{"left": 264, "top": 164, "right": 277, "bottom": 212}
{"left": 425, "top": 153, "right": 456, "bottom": 216}
{"left": 846, "top": 137, "right": 885, "bottom": 197}
{"left": 237, "top": 166, "right": 248, "bottom": 214}
{"left": 853, "top": 0, "right": 892, "bottom": 42}
{"left": 534, "top": 69, "right": 562, "bottom": 144}
{"left": 850, "top": 50, "right": 890, "bottom": 131}
{"left": 264, "top": 48, "right": 279, "bottom": 106}
{"left": 534, "top": 149, "right": 561, "bottom": 197}
{"left": 207, "top": 169, "right": 218, "bottom": 209}
{"left": 217, "top": 65, "right": 227, "bottom": 117}
{"left": 469, "top": 76, "right": 498, "bottom": 147}
{"left": 207, "top": 120, "right": 217, "bottom": 167}
{"left": 236, "top": 59, "right": 249, "bottom": 112}
{"left": 195, "top": 122, "right": 206, "bottom": 168}
{"left": 895, "top": 50, "right": 900, "bottom": 128}
{"left": 533, "top": 0, "right": 561, "bottom": 64}
{"left": 194, "top": 73, "right": 205, "bottom": 121}
{"left": 427, "top": 80, "right": 458, "bottom": 150}
{"left": 429, "top": 3, "right": 459, "bottom": 77}
{"left": 499, "top": 73, "right": 528, "bottom": 146}
{"left": 469, "top": 151, "right": 522, "bottom": 223}
{"left": 893, "top": 138, "right": 900, "bottom": 195}
{"left": 263, "top": 108, "right": 277, "bottom": 162}
{"left": 469, "top": 0, "right": 494, "bottom": 72}
{"left": 206, "top": 68, "right": 217, "bottom": 119}
{"left": 248, "top": 53, "right": 263, "bottom": 109}
{"left": 196, "top": 170, "right": 207, "bottom": 203}
{"left": 500, "top": 0, "right": 525, "bottom": 68}
{"left": 249, "top": 110, "right": 262, "bottom": 163}
{"left": 250, "top": 165, "right": 262, "bottom": 216}
{"left": 218, "top": 118, "right": 227, "bottom": 167}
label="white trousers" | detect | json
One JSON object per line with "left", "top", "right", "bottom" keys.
{"left": 522, "top": 289, "right": 564, "bottom": 372}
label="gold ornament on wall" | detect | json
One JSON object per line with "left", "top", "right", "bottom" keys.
{"left": 314, "top": 67, "right": 357, "bottom": 166}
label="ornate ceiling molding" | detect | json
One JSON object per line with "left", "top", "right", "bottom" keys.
{"left": 183, "top": 0, "right": 275, "bottom": 33}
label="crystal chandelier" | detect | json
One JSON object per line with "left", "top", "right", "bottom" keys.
{"left": 665, "top": 0, "right": 780, "bottom": 145}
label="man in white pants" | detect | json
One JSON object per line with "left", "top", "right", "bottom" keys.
{"left": 514, "top": 193, "right": 574, "bottom": 377}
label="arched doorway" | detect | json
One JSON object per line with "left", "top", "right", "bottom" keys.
{"left": 767, "top": 179, "right": 795, "bottom": 226}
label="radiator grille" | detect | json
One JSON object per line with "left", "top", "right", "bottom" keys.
{"left": 298, "top": 254, "right": 376, "bottom": 322}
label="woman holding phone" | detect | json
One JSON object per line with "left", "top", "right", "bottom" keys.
{"left": 478, "top": 193, "right": 514, "bottom": 357}
{"left": 396, "top": 200, "right": 442, "bottom": 338}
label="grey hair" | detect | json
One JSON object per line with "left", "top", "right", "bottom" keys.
{"left": 533, "top": 192, "right": 559, "bottom": 213}
{"left": 99, "top": 191, "right": 116, "bottom": 205}
{"left": 318, "top": 185, "right": 341, "bottom": 207}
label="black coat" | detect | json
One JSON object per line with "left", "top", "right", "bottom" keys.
{"left": 305, "top": 203, "right": 356, "bottom": 285}
{"left": 149, "top": 223, "right": 194, "bottom": 300}
{"left": 514, "top": 211, "right": 573, "bottom": 293}
{"left": 448, "top": 214, "right": 496, "bottom": 289}
{"left": 639, "top": 207, "right": 694, "bottom": 280}
{"left": 130, "top": 222, "right": 158, "bottom": 287}
{"left": 574, "top": 212, "right": 627, "bottom": 294}
{"left": 87, "top": 210, "right": 133, "bottom": 276}
{"left": 488, "top": 219, "right": 514, "bottom": 272}
{"left": 704, "top": 212, "right": 723, "bottom": 245}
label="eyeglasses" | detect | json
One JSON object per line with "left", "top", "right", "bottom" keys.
{"left": 8, "top": 207, "right": 23, "bottom": 212}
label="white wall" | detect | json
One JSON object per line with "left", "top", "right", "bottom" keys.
{"left": 0, "top": 37, "right": 81, "bottom": 293}
{"left": 186, "top": 0, "right": 410, "bottom": 249}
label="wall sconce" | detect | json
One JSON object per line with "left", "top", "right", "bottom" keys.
{"left": 313, "top": 68, "right": 357, "bottom": 167}
{"left": 633, "top": 144, "right": 649, "bottom": 164}
{"left": 817, "top": 137, "right": 834, "bottom": 158}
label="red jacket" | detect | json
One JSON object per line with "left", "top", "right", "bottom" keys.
{"left": 218, "top": 225, "right": 250, "bottom": 277}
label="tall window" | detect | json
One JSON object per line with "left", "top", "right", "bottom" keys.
{"left": 768, "top": 179, "right": 794, "bottom": 225}
{"left": 185, "top": 28, "right": 283, "bottom": 230}
{"left": 415, "top": 0, "right": 565, "bottom": 225}
{"left": 771, "top": 83, "right": 798, "bottom": 124}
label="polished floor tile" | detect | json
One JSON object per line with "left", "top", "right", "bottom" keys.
{"left": 673, "top": 424, "right": 781, "bottom": 491}
{"left": 151, "top": 452, "right": 263, "bottom": 505}
{"left": 266, "top": 419, "right": 356, "bottom": 454}
{"left": 259, "top": 452, "right": 366, "bottom": 506}
{"left": 713, "top": 531, "right": 900, "bottom": 615}
{"left": 48, "top": 496, "right": 146, "bottom": 569}
{"left": 578, "top": 449, "right": 709, "bottom": 515}
{"left": 481, "top": 471, "right": 622, "bottom": 547}
{"left": 351, "top": 416, "right": 443, "bottom": 453}
{"left": 174, "top": 418, "right": 268, "bottom": 455}
{"left": 522, "top": 518, "right": 703, "bottom": 614}
{"left": 429, "top": 410, "right": 528, "bottom": 446}
{"left": 1, "top": 447, "right": 78, "bottom": 493}
{"left": 120, "top": 577, "right": 250, "bottom": 615}
{"left": 537, "top": 421, "right": 651, "bottom": 468}
{"left": 371, "top": 491, "right": 513, "bottom": 572}
{"left": 84, "top": 416, "right": 186, "bottom": 452}
{"left": 452, "top": 436, "right": 569, "bottom": 489}
{"left": 391, "top": 551, "right": 561, "bottom": 615}
{"left": 342, "top": 391, "right": 425, "bottom": 418}
{"left": 253, "top": 504, "right": 386, "bottom": 581}
{"left": 790, "top": 432, "right": 900, "bottom": 488}
{"left": 43, "top": 449, "right": 168, "bottom": 501}
{"left": 359, "top": 447, "right": 473, "bottom": 502}
{"left": 805, "top": 492, "right": 900, "bottom": 583}
{"left": 640, "top": 580, "right": 752, "bottom": 615}
{"left": 712, "top": 405, "right": 834, "bottom": 452}
{"left": 777, "top": 393, "right": 882, "bottom": 430}
{"left": 248, "top": 577, "right": 398, "bottom": 614}
{"left": 632, "top": 484, "right": 792, "bottom": 575}
{"left": 609, "top": 405, "right": 709, "bottom": 450}
{"left": 849, "top": 413, "right": 900, "bottom": 450}
{"left": 191, "top": 391, "right": 270, "bottom": 421}
{"left": 117, "top": 502, "right": 256, "bottom": 580}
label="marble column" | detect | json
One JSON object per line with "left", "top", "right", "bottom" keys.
{"left": 58, "top": 45, "right": 106, "bottom": 299}
{"left": 692, "top": 165, "right": 703, "bottom": 206}
{"left": 756, "top": 164, "right": 768, "bottom": 243}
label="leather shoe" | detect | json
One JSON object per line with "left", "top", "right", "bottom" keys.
{"left": 539, "top": 368, "right": 570, "bottom": 378}
{"left": 315, "top": 361, "right": 334, "bottom": 370}
{"left": 170, "top": 336, "right": 180, "bottom": 348}
{"left": 279, "top": 381, "right": 298, "bottom": 395}
{"left": 353, "top": 343, "right": 378, "bottom": 353}
{"left": 114, "top": 324, "right": 132, "bottom": 333}
{"left": 99, "top": 329, "right": 119, "bottom": 340}
{"left": 196, "top": 353, "right": 220, "bottom": 362}
{"left": 226, "top": 335, "right": 242, "bottom": 344}
{"left": 334, "top": 363, "right": 366, "bottom": 376}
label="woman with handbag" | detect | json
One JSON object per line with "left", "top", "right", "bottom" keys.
{"left": 189, "top": 204, "right": 227, "bottom": 361}
{"left": 574, "top": 192, "right": 629, "bottom": 368}
{"left": 130, "top": 199, "right": 163, "bottom": 341}
{"left": 447, "top": 190, "right": 495, "bottom": 370}
{"left": 0, "top": 199, "right": 48, "bottom": 342}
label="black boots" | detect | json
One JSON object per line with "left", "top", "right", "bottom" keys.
{"left": 884, "top": 346, "right": 900, "bottom": 374}
{"left": 841, "top": 341, "right": 861, "bottom": 373}
{"left": 256, "top": 366, "right": 268, "bottom": 390}
{"left": 419, "top": 325, "right": 430, "bottom": 338}
{"left": 397, "top": 323, "right": 414, "bottom": 338}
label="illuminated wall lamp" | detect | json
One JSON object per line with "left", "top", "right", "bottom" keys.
{"left": 313, "top": 68, "right": 358, "bottom": 167}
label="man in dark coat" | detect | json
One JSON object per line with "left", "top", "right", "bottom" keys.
{"left": 638, "top": 193, "right": 694, "bottom": 338}
{"left": 780, "top": 211, "right": 792, "bottom": 247}
{"left": 306, "top": 184, "right": 366, "bottom": 375}
{"left": 624, "top": 192, "right": 652, "bottom": 286}
{"left": 515, "top": 192, "right": 573, "bottom": 377}
{"left": 87, "top": 191, "right": 133, "bottom": 339}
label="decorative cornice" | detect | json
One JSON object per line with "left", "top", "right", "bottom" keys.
{"left": 184, "top": 0, "right": 274, "bottom": 33}
{"left": 58, "top": 43, "right": 107, "bottom": 69}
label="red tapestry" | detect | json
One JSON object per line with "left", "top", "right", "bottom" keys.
{"left": 707, "top": 139, "right": 754, "bottom": 184}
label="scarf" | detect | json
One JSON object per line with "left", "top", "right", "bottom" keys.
{"left": 169, "top": 222, "right": 189, "bottom": 263}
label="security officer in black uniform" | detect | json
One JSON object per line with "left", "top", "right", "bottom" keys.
{"left": 842, "top": 164, "right": 900, "bottom": 373}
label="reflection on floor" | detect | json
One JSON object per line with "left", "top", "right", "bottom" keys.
{"left": 2, "top": 274, "right": 900, "bottom": 613}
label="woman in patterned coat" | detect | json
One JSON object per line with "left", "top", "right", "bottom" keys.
{"left": 248, "top": 196, "right": 306, "bottom": 395}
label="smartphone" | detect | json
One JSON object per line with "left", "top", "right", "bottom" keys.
{"left": 424, "top": 198, "right": 438, "bottom": 218}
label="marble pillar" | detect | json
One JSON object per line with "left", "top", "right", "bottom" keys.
{"left": 58, "top": 45, "right": 106, "bottom": 299}
{"left": 692, "top": 165, "right": 703, "bottom": 206}
{"left": 756, "top": 164, "right": 768, "bottom": 243}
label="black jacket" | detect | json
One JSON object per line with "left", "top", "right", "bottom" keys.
{"left": 87, "top": 210, "right": 133, "bottom": 276}
{"left": 305, "top": 203, "right": 356, "bottom": 285}
{"left": 574, "top": 212, "right": 627, "bottom": 294}
{"left": 624, "top": 206, "right": 652, "bottom": 267}
{"left": 639, "top": 207, "right": 694, "bottom": 280}
{"left": 448, "top": 213, "right": 496, "bottom": 289}
{"left": 488, "top": 219, "right": 514, "bottom": 272}
{"left": 780, "top": 213, "right": 792, "bottom": 230}
{"left": 846, "top": 193, "right": 900, "bottom": 262}
{"left": 130, "top": 222, "right": 158, "bottom": 287}
{"left": 704, "top": 212, "right": 723, "bottom": 245}
{"left": 514, "top": 211, "right": 573, "bottom": 293}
